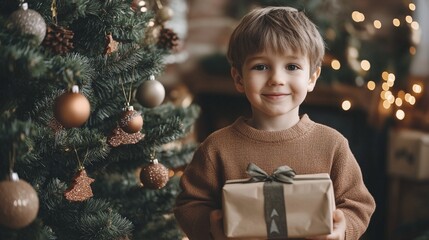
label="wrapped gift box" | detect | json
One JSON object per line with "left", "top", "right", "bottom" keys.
{"left": 222, "top": 173, "right": 335, "bottom": 239}
{"left": 388, "top": 129, "right": 429, "bottom": 180}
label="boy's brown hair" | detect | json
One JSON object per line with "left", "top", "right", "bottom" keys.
{"left": 226, "top": 6, "right": 325, "bottom": 75}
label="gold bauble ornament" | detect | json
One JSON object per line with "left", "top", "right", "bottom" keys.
{"left": 54, "top": 85, "right": 91, "bottom": 128}
{"left": 119, "top": 106, "right": 143, "bottom": 133}
{"left": 139, "top": 158, "right": 169, "bottom": 189}
{"left": 0, "top": 172, "right": 39, "bottom": 229}
{"left": 135, "top": 75, "right": 165, "bottom": 108}
{"left": 157, "top": 6, "right": 174, "bottom": 23}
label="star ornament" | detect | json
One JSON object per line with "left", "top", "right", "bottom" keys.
{"left": 104, "top": 33, "right": 119, "bottom": 55}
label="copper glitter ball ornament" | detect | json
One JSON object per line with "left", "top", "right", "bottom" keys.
{"left": 6, "top": 3, "right": 47, "bottom": 45}
{"left": 135, "top": 75, "right": 165, "bottom": 108}
{"left": 139, "top": 159, "right": 169, "bottom": 189}
{"left": 54, "top": 85, "right": 91, "bottom": 128}
{"left": 119, "top": 106, "right": 143, "bottom": 134}
{"left": 0, "top": 172, "right": 39, "bottom": 229}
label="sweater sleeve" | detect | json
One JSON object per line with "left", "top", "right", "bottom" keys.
{"left": 174, "top": 144, "right": 221, "bottom": 240}
{"left": 331, "top": 138, "right": 376, "bottom": 240}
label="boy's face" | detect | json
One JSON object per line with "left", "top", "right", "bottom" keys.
{"left": 231, "top": 49, "right": 320, "bottom": 120}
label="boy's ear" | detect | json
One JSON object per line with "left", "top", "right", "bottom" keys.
{"left": 307, "top": 67, "right": 321, "bottom": 92}
{"left": 231, "top": 67, "right": 245, "bottom": 93}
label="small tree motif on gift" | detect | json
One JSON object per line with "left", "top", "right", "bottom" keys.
{"left": 270, "top": 209, "right": 280, "bottom": 234}
{"left": 64, "top": 168, "right": 95, "bottom": 202}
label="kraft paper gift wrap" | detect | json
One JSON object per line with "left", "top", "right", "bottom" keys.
{"left": 222, "top": 163, "right": 335, "bottom": 239}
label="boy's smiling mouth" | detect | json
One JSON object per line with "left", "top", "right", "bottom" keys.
{"left": 261, "top": 92, "right": 291, "bottom": 99}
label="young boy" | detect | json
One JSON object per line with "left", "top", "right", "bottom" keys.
{"left": 174, "top": 6, "right": 375, "bottom": 240}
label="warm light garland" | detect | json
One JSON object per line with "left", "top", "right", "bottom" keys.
{"left": 336, "top": 2, "right": 422, "bottom": 121}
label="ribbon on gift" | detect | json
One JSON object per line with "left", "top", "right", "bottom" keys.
{"left": 245, "top": 163, "right": 296, "bottom": 239}
{"left": 246, "top": 163, "right": 296, "bottom": 184}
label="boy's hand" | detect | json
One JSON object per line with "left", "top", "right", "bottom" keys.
{"left": 306, "top": 209, "right": 346, "bottom": 240}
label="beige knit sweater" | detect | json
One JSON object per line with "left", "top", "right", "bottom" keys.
{"left": 174, "top": 114, "right": 376, "bottom": 240}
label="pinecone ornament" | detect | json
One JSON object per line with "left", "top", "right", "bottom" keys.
{"left": 42, "top": 24, "right": 74, "bottom": 54}
{"left": 157, "top": 27, "right": 179, "bottom": 50}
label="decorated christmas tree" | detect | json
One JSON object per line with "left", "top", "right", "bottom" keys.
{"left": 0, "top": 0, "right": 199, "bottom": 239}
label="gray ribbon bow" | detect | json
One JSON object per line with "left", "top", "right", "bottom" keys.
{"left": 246, "top": 163, "right": 296, "bottom": 184}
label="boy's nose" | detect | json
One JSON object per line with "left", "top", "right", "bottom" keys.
{"left": 268, "top": 71, "right": 285, "bottom": 86}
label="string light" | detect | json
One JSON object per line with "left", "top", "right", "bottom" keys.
{"left": 412, "top": 84, "right": 422, "bottom": 94}
{"left": 383, "top": 100, "right": 391, "bottom": 109}
{"left": 388, "top": 73, "right": 396, "bottom": 82}
{"left": 395, "top": 98, "right": 403, "bottom": 107}
{"left": 380, "top": 91, "right": 387, "bottom": 100}
{"left": 360, "top": 60, "right": 370, "bottom": 71}
{"left": 404, "top": 93, "right": 411, "bottom": 101}
{"left": 409, "top": 3, "right": 416, "bottom": 11}
{"left": 396, "top": 109, "right": 405, "bottom": 120}
{"left": 385, "top": 91, "right": 393, "bottom": 101}
{"left": 382, "top": 82, "right": 390, "bottom": 91}
{"left": 373, "top": 20, "right": 382, "bottom": 29}
{"left": 382, "top": 71, "right": 389, "bottom": 81}
{"left": 147, "top": 19, "right": 155, "bottom": 27}
{"left": 341, "top": 100, "right": 351, "bottom": 111}
{"left": 387, "top": 94, "right": 395, "bottom": 104}
{"left": 404, "top": 93, "right": 416, "bottom": 105}
{"left": 411, "top": 21, "right": 419, "bottom": 30}
{"left": 351, "top": 11, "right": 365, "bottom": 22}
{"left": 409, "top": 96, "right": 416, "bottom": 105}
{"left": 331, "top": 59, "right": 341, "bottom": 70}
{"left": 405, "top": 15, "right": 413, "bottom": 24}
{"left": 367, "top": 81, "right": 376, "bottom": 90}
{"left": 393, "top": 18, "right": 400, "bottom": 27}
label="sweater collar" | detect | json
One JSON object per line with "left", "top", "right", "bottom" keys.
{"left": 232, "top": 114, "right": 315, "bottom": 143}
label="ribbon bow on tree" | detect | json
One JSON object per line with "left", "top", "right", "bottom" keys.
{"left": 246, "top": 163, "right": 296, "bottom": 184}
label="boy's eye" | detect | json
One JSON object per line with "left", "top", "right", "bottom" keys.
{"left": 251, "top": 64, "right": 268, "bottom": 71}
{"left": 286, "top": 64, "right": 300, "bottom": 71}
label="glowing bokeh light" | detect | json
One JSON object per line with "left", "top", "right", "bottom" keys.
{"left": 412, "top": 84, "right": 422, "bottom": 94}
{"left": 367, "top": 81, "right": 376, "bottom": 90}
{"left": 331, "top": 59, "right": 341, "bottom": 70}
{"left": 395, "top": 98, "right": 403, "bottom": 107}
{"left": 393, "top": 18, "right": 400, "bottom": 27}
{"left": 396, "top": 109, "right": 405, "bottom": 120}
{"left": 342, "top": 100, "right": 351, "bottom": 111}
{"left": 361, "top": 60, "right": 371, "bottom": 71}
{"left": 373, "top": 20, "right": 382, "bottom": 29}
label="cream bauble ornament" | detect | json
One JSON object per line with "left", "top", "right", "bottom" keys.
{"left": 54, "top": 85, "right": 91, "bottom": 128}
{"left": 135, "top": 75, "right": 165, "bottom": 108}
{"left": 0, "top": 172, "right": 39, "bottom": 229}
{"left": 6, "top": 3, "right": 47, "bottom": 45}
